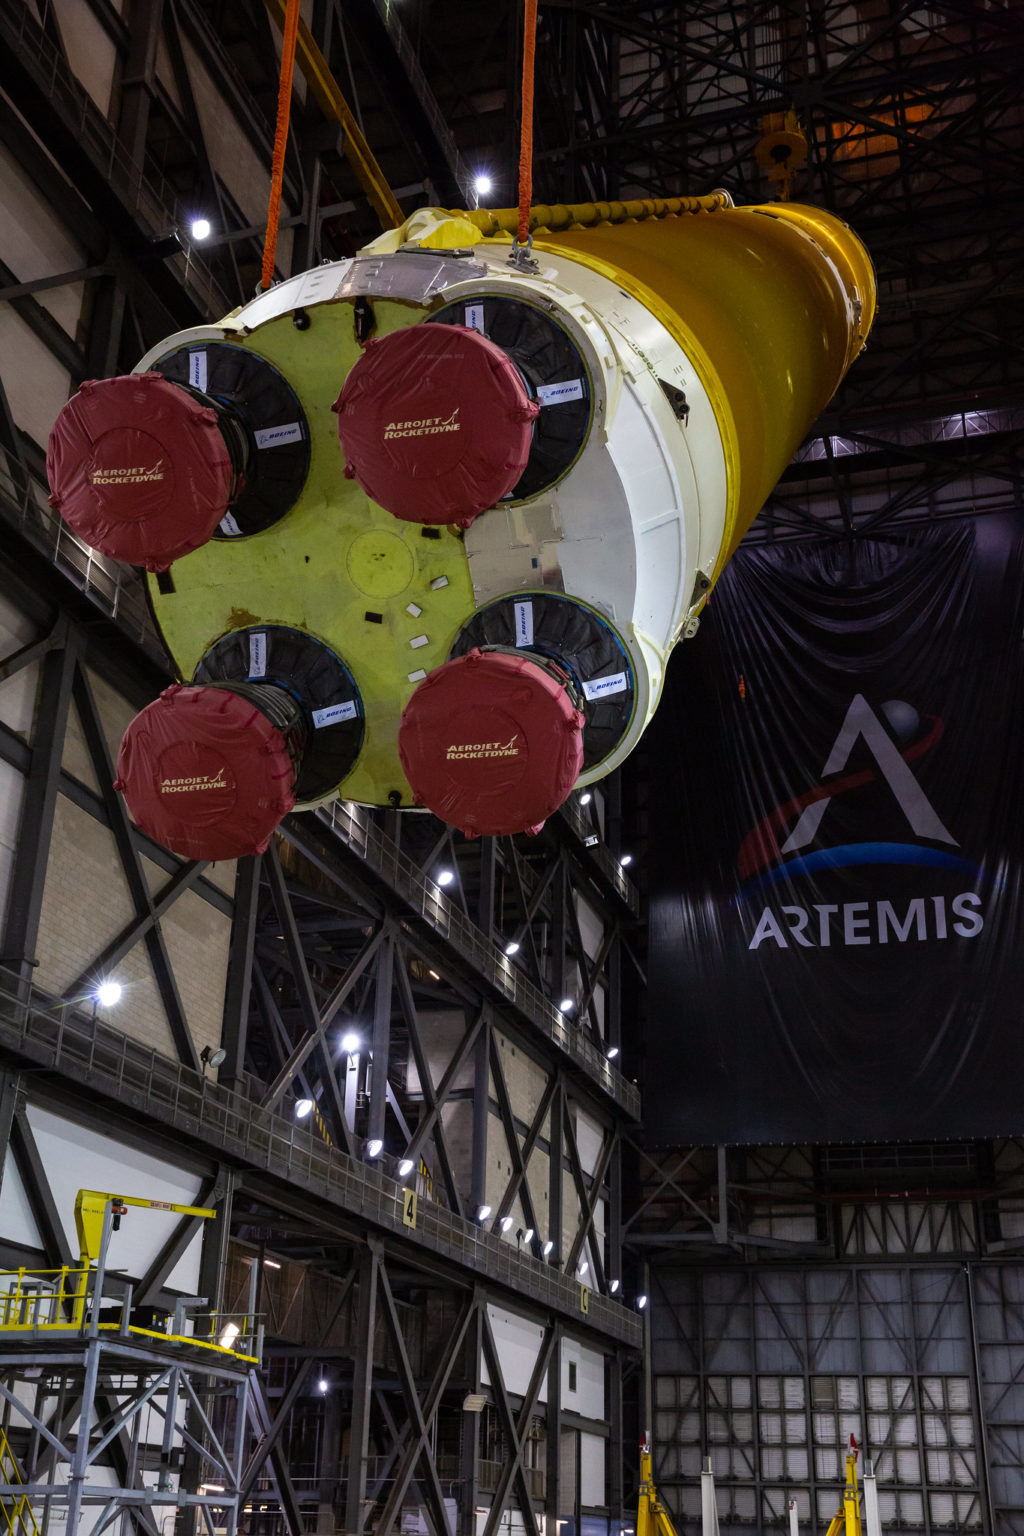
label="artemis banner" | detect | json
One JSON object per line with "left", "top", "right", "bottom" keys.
{"left": 644, "top": 515, "right": 1024, "bottom": 1144}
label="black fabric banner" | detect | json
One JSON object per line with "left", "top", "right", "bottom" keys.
{"left": 644, "top": 514, "right": 1024, "bottom": 1145}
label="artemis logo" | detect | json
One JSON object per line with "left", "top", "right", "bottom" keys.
{"left": 91, "top": 461, "right": 165, "bottom": 485}
{"left": 160, "top": 768, "right": 228, "bottom": 794}
{"left": 738, "top": 694, "right": 976, "bottom": 891}
{"left": 384, "top": 409, "right": 460, "bottom": 440}
{"left": 446, "top": 737, "right": 519, "bottom": 760}
{"left": 740, "top": 694, "right": 986, "bottom": 949}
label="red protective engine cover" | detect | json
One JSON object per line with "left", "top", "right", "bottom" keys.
{"left": 114, "top": 685, "right": 297, "bottom": 861}
{"left": 46, "top": 373, "right": 234, "bottom": 571}
{"left": 398, "top": 649, "right": 584, "bottom": 837}
{"left": 333, "top": 324, "right": 539, "bottom": 526}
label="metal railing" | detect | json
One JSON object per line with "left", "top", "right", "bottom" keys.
{"left": 0, "top": 463, "right": 164, "bottom": 661}
{"left": 318, "top": 803, "right": 642, "bottom": 1118}
{"left": 0, "top": 1267, "right": 88, "bottom": 1331}
{"left": 0, "top": 967, "right": 642, "bottom": 1349}
{"left": 1, "top": 0, "right": 225, "bottom": 318}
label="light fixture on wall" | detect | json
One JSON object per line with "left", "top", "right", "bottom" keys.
{"left": 580, "top": 792, "right": 592, "bottom": 806}
{"left": 578, "top": 1260, "right": 589, "bottom": 1278}
{"left": 477, "top": 1204, "right": 492, "bottom": 1222}
{"left": 609, "top": 1279, "right": 620, "bottom": 1294}
{"left": 619, "top": 853, "right": 633, "bottom": 867}
{"left": 559, "top": 998, "right": 574, "bottom": 1013}
{"left": 318, "top": 1378, "right": 329, "bottom": 1394}
{"left": 365, "top": 1139, "right": 384, "bottom": 1158}
{"left": 200, "top": 1045, "right": 227, "bottom": 1075}
{"left": 606, "top": 1046, "right": 619, "bottom": 1060}
{"left": 190, "top": 217, "right": 212, "bottom": 241}
{"left": 397, "top": 1159, "right": 415, "bottom": 1178}
{"left": 473, "top": 175, "right": 493, "bottom": 197}
{"left": 636, "top": 1294, "right": 648, "bottom": 1310}
{"left": 504, "top": 940, "right": 520, "bottom": 956}
{"left": 294, "top": 1099, "right": 314, "bottom": 1119}
{"left": 339, "top": 1030, "right": 361, "bottom": 1053}
{"left": 94, "top": 980, "right": 122, "bottom": 1008}
{"left": 436, "top": 868, "right": 455, "bottom": 887}
{"left": 542, "top": 1240, "right": 554, "bottom": 1256}
{"left": 500, "top": 1215, "right": 514, "bottom": 1232}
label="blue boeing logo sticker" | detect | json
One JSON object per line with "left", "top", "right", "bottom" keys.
{"left": 738, "top": 694, "right": 984, "bottom": 949}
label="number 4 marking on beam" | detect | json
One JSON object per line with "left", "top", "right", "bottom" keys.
{"left": 403, "top": 1189, "right": 418, "bottom": 1229}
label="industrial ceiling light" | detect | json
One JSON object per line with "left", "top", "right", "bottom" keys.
{"left": 578, "top": 1260, "right": 589, "bottom": 1278}
{"left": 473, "top": 174, "right": 493, "bottom": 197}
{"left": 504, "top": 940, "right": 520, "bottom": 956}
{"left": 200, "top": 1045, "right": 227, "bottom": 1071}
{"left": 190, "top": 217, "right": 212, "bottom": 241}
{"left": 619, "top": 853, "right": 633, "bottom": 867}
{"left": 339, "top": 1029, "right": 361, "bottom": 1053}
{"left": 559, "top": 998, "right": 574, "bottom": 1013}
{"left": 523, "top": 1228, "right": 534, "bottom": 1244}
{"left": 636, "top": 1294, "right": 648, "bottom": 1310}
{"left": 318, "top": 1378, "right": 329, "bottom": 1394}
{"left": 609, "top": 1279, "right": 620, "bottom": 1294}
{"left": 294, "top": 1099, "right": 314, "bottom": 1119}
{"left": 365, "top": 1139, "right": 384, "bottom": 1158}
{"left": 264, "top": 1260, "right": 281, "bottom": 1270}
{"left": 500, "top": 1215, "right": 514, "bottom": 1232}
{"left": 580, "top": 791, "right": 592, "bottom": 806}
{"left": 477, "top": 1204, "right": 492, "bottom": 1222}
{"left": 397, "top": 1159, "right": 415, "bottom": 1177}
{"left": 542, "top": 1240, "right": 554, "bottom": 1256}
{"left": 436, "top": 868, "right": 455, "bottom": 887}
{"left": 606, "top": 1046, "right": 619, "bottom": 1059}
{"left": 95, "top": 980, "right": 122, "bottom": 1008}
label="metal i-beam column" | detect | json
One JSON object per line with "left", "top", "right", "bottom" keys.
{"left": 1, "top": 626, "right": 76, "bottom": 996}
{"left": 345, "top": 1241, "right": 380, "bottom": 1535}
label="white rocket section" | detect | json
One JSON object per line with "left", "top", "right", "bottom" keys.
{"left": 137, "top": 240, "right": 729, "bottom": 786}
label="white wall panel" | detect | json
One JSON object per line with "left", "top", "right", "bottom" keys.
{"left": 50, "top": 0, "right": 118, "bottom": 115}
{"left": 482, "top": 1304, "right": 550, "bottom": 1403}
{"left": 0, "top": 143, "right": 86, "bottom": 334}
{"left": 0, "top": 306, "right": 72, "bottom": 446}
{"left": 25, "top": 1104, "right": 204, "bottom": 1291}
{"left": 580, "top": 1431, "right": 605, "bottom": 1506}
{"left": 0, "top": 1151, "right": 43, "bottom": 1251}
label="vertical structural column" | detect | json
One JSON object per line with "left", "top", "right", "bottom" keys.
{"left": 459, "top": 1290, "right": 485, "bottom": 1536}
{"left": 548, "top": 1081, "right": 565, "bottom": 1265}
{"left": 220, "top": 856, "right": 260, "bottom": 1090}
{"left": 368, "top": 932, "right": 394, "bottom": 1144}
{"left": 346, "top": 1241, "right": 381, "bottom": 1535}
{"left": 471, "top": 1011, "right": 491, "bottom": 1214}
{"left": 2, "top": 628, "right": 77, "bottom": 997}
{"left": 546, "top": 1320, "right": 563, "bottom": 1528}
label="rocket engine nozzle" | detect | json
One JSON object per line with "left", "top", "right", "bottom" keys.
{"left": 46, "top": 373, "right": 247, "bottom": 572}
{"left": 114, "top": 682, "right": 305, "bottom": 861}
{"left": 398, "top": 647, "right": 584, "bottom": 838}
{"left": 333, "top": 323, "right": 538, "bottom": 527}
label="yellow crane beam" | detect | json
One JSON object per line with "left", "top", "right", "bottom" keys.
{"left": 263, "top": 0, "right": 404, "bottom": 231}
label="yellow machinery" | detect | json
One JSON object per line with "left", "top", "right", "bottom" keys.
{"left": 0, "top": 1188, "right": 254, "bottom": 1358}
{"left": 637, "top": 1433, "right": 681, "bottom": 1536}
{"left": 825, "top": 1436, "right": 864, "bottom": 1536}
{"left": 47, "top": 192, "right": 875, "bottom": 852}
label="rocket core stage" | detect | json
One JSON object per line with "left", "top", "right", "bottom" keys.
{"left": 47, "top": 194, "right": 875, "bottom": 857}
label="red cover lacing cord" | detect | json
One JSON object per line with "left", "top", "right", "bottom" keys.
{"left": 517, "top": 0, "right": 539, "bottom": 246}
{"left": 261, "top": 0, "right": 302, "bottom": 291}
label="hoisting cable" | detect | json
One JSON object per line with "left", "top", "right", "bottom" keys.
{"left": 261, "top": 0, "right": 302, "bottom": 290}
{"left": 513, "top": 0, "right": 539, "bottom": 263}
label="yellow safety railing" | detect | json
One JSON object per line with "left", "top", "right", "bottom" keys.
{"left": 0, "top": 1268, "right": 89, "bottom": 1332}
{"left": 0, "top": 1425, "right": 39, "bottom": 1535}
